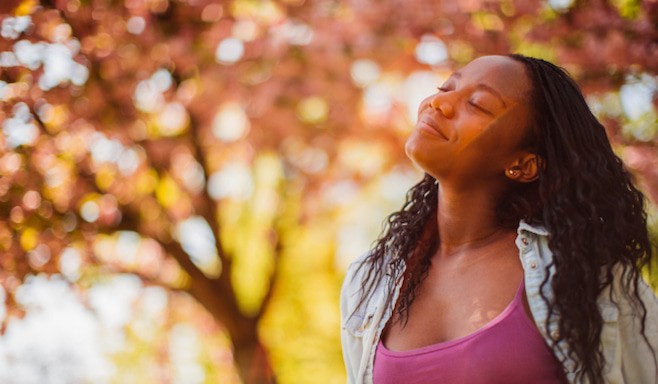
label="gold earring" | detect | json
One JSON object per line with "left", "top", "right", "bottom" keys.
{"left": 508, "top": 169, "right": 517, "bottom": 177}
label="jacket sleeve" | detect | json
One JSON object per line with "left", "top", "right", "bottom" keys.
{"left": 619, "top": 277, "right": 658, "bottom": 383}
{"left": 340, "top": 260, "right": 361, "bottom": 384}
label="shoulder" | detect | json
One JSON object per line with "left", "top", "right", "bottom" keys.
{"left": 340, "top": 251, "right": 392, "bottom": 318}
{"left": 340, "top": 253, "right": 371, "bottom": 315}
{"left": 344, "top": 252, "right": 371, "bottom": 283}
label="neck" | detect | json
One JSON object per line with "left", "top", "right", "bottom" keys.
{"left": 436, "top": 183, "right": 512, "bottom": 256}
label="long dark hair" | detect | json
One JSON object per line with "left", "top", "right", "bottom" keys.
{"left": 353, "top": 54, "right": 654, "bottom": 383}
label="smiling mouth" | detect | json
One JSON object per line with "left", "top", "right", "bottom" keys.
{"left": 416, "top": 117, "right": 448, "bottom": 140}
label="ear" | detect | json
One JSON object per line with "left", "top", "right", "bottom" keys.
{"left": 505, "top": 153, "right": 540, "bottom": 183}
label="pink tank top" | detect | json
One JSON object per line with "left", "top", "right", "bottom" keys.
{"left": 373, "top": 279, "right": 567, "bottom": 384}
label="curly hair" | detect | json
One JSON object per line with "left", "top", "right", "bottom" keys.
{"left": 353, "top": 54, "right": 655, "bottom": 383}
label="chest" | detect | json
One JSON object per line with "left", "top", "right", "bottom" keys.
{"left": 382, "top": 252, "right": 526, "bottom": 351}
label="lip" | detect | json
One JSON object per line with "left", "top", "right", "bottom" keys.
{"left": 416, "top": 115, "right": 448, "bottom": 140}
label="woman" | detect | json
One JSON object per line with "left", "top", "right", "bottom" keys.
{"left": 340, "top": 54, "right": 658, "bottom": 383}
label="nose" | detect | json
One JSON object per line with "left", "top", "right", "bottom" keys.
{"left": 428, "top": 94, "right": 455, "bottom": 118}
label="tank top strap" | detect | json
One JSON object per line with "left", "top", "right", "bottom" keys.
{"left": 514, "top": 276, "right": 525, "bottom": 302}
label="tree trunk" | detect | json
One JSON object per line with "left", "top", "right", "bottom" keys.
{"left": 234, "top": 336, "right": 277, "bottom": 384}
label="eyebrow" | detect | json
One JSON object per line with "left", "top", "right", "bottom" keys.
{"left": 451, "top": 72, "right": 508, "bottom": 108}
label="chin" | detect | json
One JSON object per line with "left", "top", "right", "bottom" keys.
{"left": 404, "top": 129, "right": 426, "bottom": 157}
{"left": 405, "top": 135, "right": 451, "bottom": 181}
{"left": 405, "top": 138, "right": 432, "bottom": 175}
{"left": 405, "top": 136, "right": 423, "bottom": 165}
{"left": 404, "top": 137, "right": 415, "bottom": 159}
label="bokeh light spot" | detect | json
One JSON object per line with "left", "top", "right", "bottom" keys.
{"left": 150, "top": 69, "right": 173, "bottom": 93}
{"left": 157, "top": 102, "right": 189, "bottom": 136}
{"left": 20, "top": 227, "right": 38, "bottom": 251}
{"left": 176, "top": 217, "right": 221, "bottom": 278}
{"left": 350, "top": 59, "right": 381, "bottom": 88}
{"left": 287, "top": 20, "right": 314, "bottom": 45}
{"left": 212, "top": 102, "right": 250, "bottom": 142}
{"left": 155, "top": 176, "right": 181, "bottom": 208}
{"left": 472, "top": 13, "right": 505, "bottom": 31}
{"left": 415, "top": 35, "right": 448, "bottom": 66}
{"left": 118, "top": 148, "right": 140, "bottom": 176}
{"left": 116, "top": 231, "right": 141, "bottom": 266}
{"left": 1, "top": 16, "right": 32, "bottom": 40}
{"left": 81, "top": 201, "right": 100, "bottom": 222}
{"left": 23, "top": 190, "right": 41, "bottom": 210}
{"left": 215, "top": 38, "right": 244, "bottom": 64}
{"left": 297, "top": 96, "right": 328, "bottom": 124}
{"left": 232, "top": 20, "right": 260, "bottom": 42}
{"left": 2, "top": 102, "right": 39, "bottom": 149}
{"left": 201, "top": 4, "right": 223, "bottom": 22}
{"left": 59, "top": 247, "right": 82, "bottom": 281}
{"left": 207, "top": 162, "right": 253, "bottom": 201}
{"left": 126, "top": 16, "right": 146, "bottom": 35}
{"left": 52, "top": 23, "right": 72, "bottom": 43}
{"left": 28, "top": 244, "right": 51, "bottom": 268}
{"left": 620, "top": 75, "right": 657, "bottom": 121}
{"left": 548, "top": 0, "right": 575, "bottom": 11}
{"left": 10, "top": 206, "right": 24, "bottom": 224}
{"left": 402, "top": 71, "right": 446, "bottom": 123}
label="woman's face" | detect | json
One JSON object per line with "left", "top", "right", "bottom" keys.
{"left": 405, "top": 55, "right": 533, "bottom": 184}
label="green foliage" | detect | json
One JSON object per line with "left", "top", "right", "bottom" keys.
{"left": 611, "top": 0, "right": 642, "bottom": 19}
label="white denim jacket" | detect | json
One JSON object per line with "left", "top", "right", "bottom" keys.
{"left": 340, "top": 221, "right": 658, "bottom": 384}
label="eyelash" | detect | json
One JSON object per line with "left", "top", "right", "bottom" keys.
{"left": 436, "top": 86, "right": 493, "bottom": 115}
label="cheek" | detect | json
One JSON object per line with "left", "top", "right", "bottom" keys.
{"left": 455, "top": 105, "right": 525, "bottom": 155}
{"left": 460, "top": 120, "right": 503, "bottom": 152}
{"left": 450, "top": 121, "right": 493, "bottom": 158}
{"left": 416, "top": 96, "right": 433, "bottom": 117}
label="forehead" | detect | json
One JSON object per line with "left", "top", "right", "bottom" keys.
{"left": 454, "top": 56, "right": 530, "bottom": 102}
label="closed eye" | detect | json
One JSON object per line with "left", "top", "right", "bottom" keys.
{"left": 468, "top": 101, "right": 493, "bottom": 116}
{"left": 437, "top": 85, "right": 494, "bottom": 116}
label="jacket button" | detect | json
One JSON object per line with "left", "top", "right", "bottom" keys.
{"left": 551, "top": 330, "right": 560, "bottom": 339}
{"left": 529, "top": 260, "right": 538, "bottom": 270}
{"left": 521, "top": 237, "right": 529, "bottom": 246}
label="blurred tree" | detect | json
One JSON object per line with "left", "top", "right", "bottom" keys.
{"left": 0, "top": 0, "right": 657, "bottom": 383}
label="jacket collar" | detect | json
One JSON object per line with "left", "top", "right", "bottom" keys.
{"left": 517, "top": 220, "right": 549, "bottom": 237}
